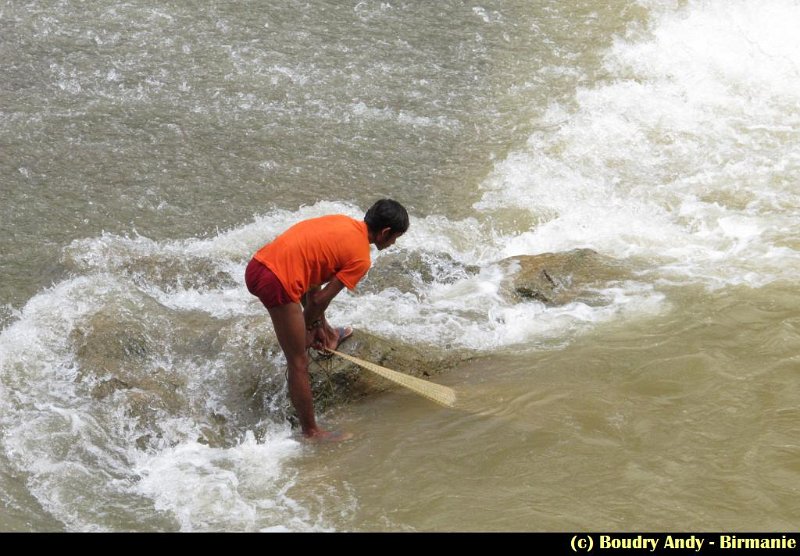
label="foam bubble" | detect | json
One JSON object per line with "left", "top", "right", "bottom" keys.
{"left": 132, "top": 429, "right": 330, "bottom": 531}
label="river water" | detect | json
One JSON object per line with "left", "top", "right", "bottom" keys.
{"left": 1, "top": 0, "right": 799, "bottom": 531}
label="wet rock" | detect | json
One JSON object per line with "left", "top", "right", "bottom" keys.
{"left": 499, "top": 248, "right": 629, "bottom": 306}
{"left": 71, "top": 304, "right": 162, "bottom": 381}
{"left": 91, "top": 377, "right": 130, "bottom": 399}
{"left": 71, "top": 303, "right": 213, "bottom": 447}
{"left": 72, "top": 306, "right": 187, "bottom": 411}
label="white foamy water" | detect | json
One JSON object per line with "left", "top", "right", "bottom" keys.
{"left": 0, "top": 272, "right": 331, "bottom": 530}
{"left": 477, "top": 0, "right": 800, "bottom": 289}
{"left": 132, "top": 429, "right": 332, "bottom": 532}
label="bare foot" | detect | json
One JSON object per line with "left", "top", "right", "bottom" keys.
{"left": 326, "top": 326, "right": 353, "bottom": 351}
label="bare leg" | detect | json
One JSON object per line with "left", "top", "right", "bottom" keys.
{"left": 267, "top": 302, "right": 350, "bottom": 440}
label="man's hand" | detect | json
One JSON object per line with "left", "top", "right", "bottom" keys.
{"left": 307, "top": 319, "right": 343, "bottom": 353}
{"left": 311, "top": 326, "right": 327, "bottom": 351}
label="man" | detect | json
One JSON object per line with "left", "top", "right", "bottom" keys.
{"left": 245, "top": 199, "right": 409, "bottom": 441}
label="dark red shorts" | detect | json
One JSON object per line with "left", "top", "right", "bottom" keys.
{"left": 245, "top": 258, "right": 293, "bottom": 308}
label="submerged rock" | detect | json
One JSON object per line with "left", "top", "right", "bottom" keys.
{"left": 71, "top": 303, "right": 185, "bottom": 401}
{"left": 362, "top": 250, "right": 479, "bottom": 294}
{"left": 122, "top": 254, "right": 238, "bottom": 292}
{"left": 499, "top": 248, "right": 629, "bottom": 306}
{"left": 305, "top": 331, "right": 473, "bottom": 414}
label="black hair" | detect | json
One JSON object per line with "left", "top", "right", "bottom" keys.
{"left": 364, "top": 199, "right": 409, "bottom": 235}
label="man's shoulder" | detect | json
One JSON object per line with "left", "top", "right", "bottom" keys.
{"left": 324, "top": 214, "right": 367, "bottom": 237}
{"left": 302, "top": 213, "right": 359, "bottom": 226}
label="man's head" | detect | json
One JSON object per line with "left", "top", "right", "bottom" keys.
{"left": 364, "top": 199, "right": 409, "bottom": 250}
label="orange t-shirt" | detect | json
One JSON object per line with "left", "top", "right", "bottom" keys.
{"left": 253, "top": 215, "right": 371, "bottom": 303}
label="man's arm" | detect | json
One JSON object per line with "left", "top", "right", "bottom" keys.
{"left": 303, "top": 276, "right": 347, "bottom": 330}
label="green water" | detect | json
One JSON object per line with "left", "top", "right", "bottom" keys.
{"left": 1, "top": 0, "right": 798, "bottom": 531}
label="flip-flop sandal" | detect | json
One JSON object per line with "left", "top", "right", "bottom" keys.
{"left": 335, "top": 326, "right": 353, "bottom": 348}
